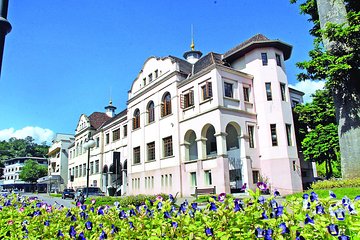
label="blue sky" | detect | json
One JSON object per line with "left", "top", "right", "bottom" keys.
{"left": 0, "top": 0, "right": 323, "bottom": 144}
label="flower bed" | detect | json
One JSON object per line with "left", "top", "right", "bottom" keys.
{"left": 0, "top": 190, "right": 359, "bottom": 239}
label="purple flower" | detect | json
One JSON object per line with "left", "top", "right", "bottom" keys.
{"left": 57, "top": 230, "right": 64, "bottom": 237}
{"left": 354, "top": 195, "right": 360, "bottom": 201}
{"left": 296, "top": 231, "right": 305, "bottom": 240}
{"left": 69, "top": 226, "right": 76, "bottom": 238}
{"left": 157, "top": 202, "right": 163, "bottom": 210}
{"left": 257, "top": 182, "right": 268, "bottom": 192}
{"left": 304, "top": 214, "right": 314, "bottom": 225}
{"left": 269, "top": 199, "right": 278, "bottom": 209}
{"left": 129, "top": 221, "right": 134, "bottom": 229}
{"left": 348, "top": 204, "right": 357, "bottom": 214}
{"left": 90, "top": 207, "right": 94, "bottom": 213}
{"left": 275, "top": 206, "right": 284, "bottom": 217}
{"left": 36, "top": 202, "right": 42, "bottom": 208}
{"left": 205, "top": 227, "right": 213, "bottom": 236}
{"left": 342, "top": 196, "right": 350, "bottom": 207}
{"left": 71, "top": 215, "right": 77, "bottom": 221}
{"left": 169, "top": 194, "right": 174, "bottom": 203}
{"left": 310, "top": 192, "right": 318, "bottom": 202}
{"left": 264, "top": 228, "right": 273, "bottom": 240}
{"left": 191, "top": 202, "right": 198, "bottom": 211}
{"left": 258, "top": 196, "right": 265, "bottom": 205}
{"left": 78, "top": 232, "right": 86, "bottom": 240}
{"left": 218, "top": 193, "right": 226, "bottom": 202}
{"left": 329, "top": 191, "right": 336, "bottom": 198}
{"left": 302, "top": 193, "right": 309, "bottom": 200}
{"left": 179, "top": 203, "right": 187, "bottom": 213}
{"left": 44, "top": 220, "right": 50, "bottom": 226}
{"left": 327, "top": 224, "right": 339, "bottom": 236}
{"left": 81, "top": 205, "right": 87, "bottom": 211}
{"left": 164, "top": 211, "right": 171, "bottom": 219}
{"left": 85, "top": 221, "right": 92, "bottom": 230}
{"left": 338, "top": 235, "right": 350, "bottom": 240}
{"left": 316, "top": 204, "right": 325, "bottom": 214}
{"left": 119, "top": 210, "right": 127, "bottom": 219}
{"left": 171, "top": 222, "right": 178, "bottom": 228}
{"left": 279, "top": 222, "right": 289, "bottom": 234}
{"left": 99, "top": 230, "right": 107, "bottom": 239}
{"left": 335, "top": 208, "right": 345, "bottom": 221}
{"left": 66, "top": 210, "right": 72, "bottom": 218}
{"left": 97, "top": 207, "right": 104, "bottom": 215}
{"left": 261, "top": 211, "right": 268, "bottom": 219}
{"left": 129, "top": 209, "right": 136, "bottom": 217}
{"left": 255, "top": 227, "right": 264, "bottom": 238}
{"left": 273, "top": 189, "right": 280, "bottom": 197}
{"left": 111, "top": 225, "right": 118, "bottom": 234}
{"left": 209, "top": 202, "right": 217, "bottom": 211}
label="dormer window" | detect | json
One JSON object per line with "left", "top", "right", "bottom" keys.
{"left": 143, "top": 78, "right": 146, "bottom": 86}
{"left": 148, "top": 73, "right": 153, "bottom": 82}
{"left": 154, "top": 69, "right": 158, "bottom": 78}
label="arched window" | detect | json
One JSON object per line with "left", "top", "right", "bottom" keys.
{"left": 133, "top": 109, "right": 140, "bottom": 130}
{"left": 147, "top": 101, "right": 155, "bottom": 123}
{"left": 161, "top": 92, "right": 172, "bottom": 117}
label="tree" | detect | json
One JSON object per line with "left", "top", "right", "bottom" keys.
{"left": 294, "top": 89, "right": 340, "bottom": 178}
{"left": 291, "top": 0, "right": 360, "bottom": 179}
{"left": 19, "top": 159, "right": 47, "bottom": 183}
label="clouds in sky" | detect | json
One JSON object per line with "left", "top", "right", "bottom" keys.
{"left": 289, "top": 80, "right": 325, "bottom": 103}
{"left": 0, "top": 126, "right": 55, "bottom": 144}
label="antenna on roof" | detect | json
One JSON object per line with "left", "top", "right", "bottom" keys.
{"left": 109, "top": 87, "right": 112, "bottom": 105}
{"left": 191, "top": 24, "right": 195, "bottom": 51}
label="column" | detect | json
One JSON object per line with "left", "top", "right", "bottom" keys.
{"left": 239, "top": 134, "right": 249, "bottom": 188}
{"left": 214, "top": 132, "right": 228, "bottom": 156}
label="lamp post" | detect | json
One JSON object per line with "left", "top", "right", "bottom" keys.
{"left": 83, "top": 138, "right": 96, "bottom": 198}
{"left": 0, "top": 0, "right": 12, "bottom": 77}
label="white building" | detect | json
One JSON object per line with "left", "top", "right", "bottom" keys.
{"left": 68, "top": 34, "right": 311, "bottom": 196}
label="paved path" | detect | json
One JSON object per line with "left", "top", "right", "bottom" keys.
{"left": 21, "top": 193, "right": 75, "bottom": 208}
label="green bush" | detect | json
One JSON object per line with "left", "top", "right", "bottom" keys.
{"left": 311, "top": 178, "right": 360, "bottom": 189}
{"left": 85, "top": 193, "right": 169, "bottom": 207}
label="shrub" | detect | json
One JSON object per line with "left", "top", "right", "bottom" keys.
{"left": 311, "top": 178, "right": 360, "bottom": 189}
{"left": 85, "top": 193, "right": 169, "bottom": 207}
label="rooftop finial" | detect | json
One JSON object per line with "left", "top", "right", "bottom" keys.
{"left": 190, "top": 24, "right": 195, "bottom": 51}
{"left": 109, "top": 87, "right": 112, "bottom": 105}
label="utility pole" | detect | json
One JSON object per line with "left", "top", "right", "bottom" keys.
{"left": 0, "top": 0, "right": 11, "bottom": 77}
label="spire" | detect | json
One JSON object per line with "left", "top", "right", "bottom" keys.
{"left": 183, "top": 25, "right": 202, "bottom": 64}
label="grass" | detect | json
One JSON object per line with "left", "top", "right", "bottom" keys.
{"left": 285, "top": 187, "right": 360, "bottom": 200}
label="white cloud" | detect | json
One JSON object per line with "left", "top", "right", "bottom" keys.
{"left": 289, "top": 80, "right": 325, "bottom": 103}
{"left": 0, "top": 126, "right": 55, "bottom": 144}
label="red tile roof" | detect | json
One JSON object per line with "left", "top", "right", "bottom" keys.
{"left": 88, "top": 112, "right": 111, "bottom": 130}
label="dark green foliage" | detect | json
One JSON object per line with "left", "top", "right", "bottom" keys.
{"left": 19, "top": 160, "right": 48, "bottom": 183}
{"left": 85, "top": 193, "right": 169, "bottom": 207}
{"left": 0, "top": 137, "right": 49, "bottom": 160}
{"left": 311, "top": 177, "right": 360, "bottom": 189}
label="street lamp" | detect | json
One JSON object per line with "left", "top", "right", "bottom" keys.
{"left": 83, "top": 138, "right": 96, "bottom": 198}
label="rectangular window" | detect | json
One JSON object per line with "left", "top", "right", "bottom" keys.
{"left": 96, "top": 137, "right": 99, "bottom": 148}
{"left": 169, "top": 174, "right": 172, "bottom": 187}
{"left": 112, "top": 128, "right": 120, "bottom": 141}
{"left": 75, "top": 166, "right": 78, "bottom": 178}
{"left": 95, "top": 160, "right": 99, "bottom": 173}
{"left": 270, "top": 124, "right": 278, "bottom": 146}
{"left": 133, "top": 147, "right": 141, "bottom": 164}
{"left": 181, "top": 90, "right": 194, "bottom": 109}
{"left": 161, "top": 175, "right": 164, "bottom": 187}
{"left": 148, "top": 73, "right": 153, "bottom": 82}
{"left": 147, "top": 142, "right": 155, "bottom": 161}
{"left": 123, "top": 125, "right": 127, "bottom": 137}
{"left": 145, "top": 177, "right": 147, "bottom": 189}
{"left": 265, "top": 82, "right": 272, "bottom": 101}
{"left": 190, "top": 172, "right": 197, "bottom": 187}
{"left": 79, "top": 165, "right": 82, "bottom": 177}
{"left": 106, "top": 133, "right": 110, "bottom": 144}
{"left": 276, "top": 54, "right": 282, "bottom": 66}
{"left": 83, "top": 163, "right": 86, "bottom": 176}
{"left": 243, "top": 86, "right": 250, "bottom": 102}
{"left": 163, "top": 136, "right": 173, "bottom": 157}
{"left": 204, "top": 170, "right": 212, "bottom": 185}
{"left": 252, "top": 170, "right": 260, "bottom": 184}
{"left": 201, "top": 82, "right": 213, "bottom": 100}
{"left": 154, "top": 69, "right": 158, "bottom": 79}
{"left": 286, "top": 124, "right": 292, "bottom": 146}
{"left": 224, "top": 82, "right": 233, "bottom": 98}
{"left": 248, "top": 125, "right": 255, "bottom": 148}
{"left": 261, "top": 53, "right": 268, "bottom": 66}
{"left": 90, "top": 161, "right": 94, "bottom": 175}
{"left": 280, "top": 83, "right": 286, "bottom": 101}
{"left": 152, "top": 176, "right": 154, "bottom": 189}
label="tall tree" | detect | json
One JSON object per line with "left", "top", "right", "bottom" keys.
{"left": 19, "top": 159, "right": 47, "bottom": 184}
{"left": 291, "top": 0, "right": 360, "bottom": 179}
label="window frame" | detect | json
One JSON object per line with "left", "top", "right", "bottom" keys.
{"left": 261, "top": 53, "right": 268, "bottom": 66}
{"left": 270, "top": 124, "right": 278, "bottom": 146}
{"left": 147, "top": 141, "right": 155, "bottom": 161}
{"left": 133, "top": 146, "right": 141, "bottom": 164}
{"left": 112, "top": 128, "right": 120, "bottom": 141}
{"left": 286, "top": 124, "right": 292, "bottom": 146}
{"left": 224, "top": 82, "right": 234, "bottom": 98}
{"left": 163, "top": 136, "right": 173, "bottom": 157}
{"left": 265, "top": 82, "right": 272, "bottom": 101}
{"left": 243, "top": 86, "right": 250, "bottom": 102}
{"left": 248, "top": 125, "right": 255, "bottom": 148}
{"left": 161, "top": 93, "right": 172, "bottom": 117}
{"left": 201, "top": 81, "right": 213, "bottom": 101}
{"left": 280, "top": 83, "right": 286, "bottom": 101}
{"left": 276, "top": 54, "right": 282, "bottom": 66}
{"left": 180, "top": 90, "right": 194, "bottom": 109}
{"left": 133, "top": 109, "right": 140, "bottom": 130}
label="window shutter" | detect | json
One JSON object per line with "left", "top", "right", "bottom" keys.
{"left": 189, "top": 90, "right": 194, "bottom": 106}
{"left": 161, "top": 103, "right": 165, "bottom": 117}
{"left": 180, "top": 94, "right": 184, "bottom": 109}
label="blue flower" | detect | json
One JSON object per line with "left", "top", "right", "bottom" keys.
{"left": 209, "top": 202, "right": 217, "bottom": 211}
{"left": 329, "top": 191, "right": 336, "bottom": 198}
{"left": 71, "top": 215, "right": 77, "bottom": 222}
{"left": 261, "top": 211, "right": 269, "bottom": 219}
{"left": 273, "top": 189, "right": 280, "bottom": 197}
{"left": 22, "top": 226, "right": 29, "bottom": 234}
{"left": 169, "top": 194, "right": 175, "bottom": 203}
{"left": 85, "top": 221, "right": 92, "bottom": 230}
{"left": 44, "top": 220, "right": 50, "bottom": 226}
{"left": 191, "top": 202, "right": 198, "bottom": 211}
{"left": 327, "top": 224, "right": 339, "bottom": 236}
{"left": 348, "top": 204, "right": 357, "bottom": 214}
{"left": 89, "top": 207, "right": 94, "bottom": 212}
{"left": 304, "top": 214, "right": 314, "bottom": 225}
{"left": 335, "top": 208, "right": 345, "bottom": 221}
{"left": 258, "top": 196, "right": 265, "bottom": 205}
{"left": 302, "top": 200, "right": 310, "bottom": 209}
{"left": 354, "top": 195, "right": 360, "bottom": 201}
{"left": 338, "top": 234, "right": 350, "bottom": 240}
{"left": 310, "top": 192, "right": 318, "bottom": 202}
{"left": 57, "top": 230, "right": 64, "bottom": 237}
{"left": 111, "top": 225, "right": 118, "bottom": 234}
{"left": 269, "top": 199, "right": 278, "bottom": 209}
{"left": 205, "top": 227, "right": 213, "bottom": 236}
{"left": 78, "top": 232, "right": 86, "bottom": 240}
{"left": 342, "top": 196, "right": 350, "bottom": 207}
{"left": 264, "top": 228, "right": 273, "bottom": 240}
{"left": 302, "top": 193, "right": 309, "bottom": 200}
{"left": 316, "top": 204, "right": 325, "bottom": 214}
{"left": 66, "top": 210, "right": 72, "bottom": 218}
{"left": 99, "top": 230, "right": 107, "bottom": 239}
{"left": 69, "top": 226, "right": 76, "bottom": 238}
{"left": 255, "top": 227, "right": 264, "bottom": 238}
{"left": 234, "top": 202, "right": 241, "bottom": 212}
{"left": 275, "top": 206, "right": 284, "bottom": 217}
{"left": 129, "top": 209, "right": 136, "bottom": 217}
{"left": 81, "top": 205, "right": 87, "bottom": 211}
{"left": 296, "top": 231, "right": 305, "bottom": 240}
{"left": 171, "top": 222, "right": 178, "bottom": 228}
{"left": 119, "top": 210, "right": 127, "bottom": 219}
{"left": 279, "top": 222, "right": 289, "bottom": 234}
{"left": 179, "top": 203, "right": 187, "bottom": 213}
{"left": 97, "top": 207, "right": 104, "bottom": 215}
{"left": 164, "top": 211, "right": 171, "bottom": 219}
{"left": 129, "top": 221, "right": 134, "bottom": 229}
{"left": 36, "top": 202, "right": 42, "bottom": 208}
{"left": 157, "top": 202, "right": 163, "bottom": 210}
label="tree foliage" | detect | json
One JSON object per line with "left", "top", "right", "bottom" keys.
{"left": 294, "top": 89, "right": 340, "bottom": 178}
{"left": 19, "top": 159, "right": 48, "bottom": 183}
{"left": 0, "top": 137, "right": 49, "bottom": 161}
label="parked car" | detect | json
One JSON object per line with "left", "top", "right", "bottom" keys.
{"left": 62, "top": 188, "right": 75, "bottom": 199}
{"left": 74, "top": 187, "right": 104, "bottom": 201}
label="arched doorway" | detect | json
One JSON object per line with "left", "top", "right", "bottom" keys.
{"left": 184, "top": 130, "right": 198, "bottom": 161}
{"left": 202, "top": 124, "right": 217, "bottom": 158}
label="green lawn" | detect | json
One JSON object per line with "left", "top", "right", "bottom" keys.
{"left": 286, "top": 187, "right": 360, "bottom": 200}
